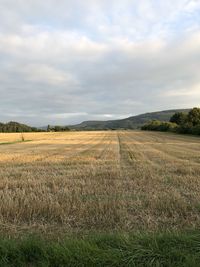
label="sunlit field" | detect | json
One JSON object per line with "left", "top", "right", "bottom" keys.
{"left": 0, "top": 131, "right": 200, "bottom": 236}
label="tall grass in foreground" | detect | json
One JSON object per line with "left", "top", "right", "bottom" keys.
{"left": 0, "top": 231, "right": 200, "bottom": 267}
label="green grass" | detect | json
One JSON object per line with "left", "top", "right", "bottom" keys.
{"left": 0, "top": 231, "right": 200, "bottom": 266}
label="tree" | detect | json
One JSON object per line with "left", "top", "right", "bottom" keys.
{"left": 54, "top": 126, "right": 62, "bottom": 132}
{"left": 170, "top": 112, "right": 187, "bottom": 125}
{"left": 187, "top": 108, "right": 200, "bottom": 126}
{"left": 141, "top": 120, "right": 177, "bottom": 132}
{"left": 0, "top": 121, "right": 39, "bottom": 132}
{"left": 64, "top": 126, "right": 70, "bottom": 131}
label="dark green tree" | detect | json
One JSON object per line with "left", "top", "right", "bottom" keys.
{"left": 170, "top": 112, "right": 187, "bottom": 125}
{"left": 54, "top": 126, "right": 62, "bottom": 132}
{"left": 187, "top": 108, "right": 200, "bottom": 126}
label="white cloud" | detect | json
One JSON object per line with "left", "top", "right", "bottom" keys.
{"left": 47, "top": 112, "right": 88, "bottom": 119}
{"left": 0, "top": 0, "right": 200, "bottom": 125}
{"left": 165, "top": 83, "right": 200, "bottom": 97}
{"left": 18, "top": 64, "right": 77, "bottom": 86}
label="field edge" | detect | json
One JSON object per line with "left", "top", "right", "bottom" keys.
{"left": 0, "top": 230, "right": 200, "bottom": 266}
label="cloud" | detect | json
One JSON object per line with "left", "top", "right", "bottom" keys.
{"left": 165, "top": 83, "right": 200, "bottom": 97}
{"left": 0, "top": 0, "right": 200, "bottom": 125}
{"left": 46, "top": 112, "right": 88, "bottom": 119}
{"left": 18, "top": 64, "right": 77, "bottom": 86}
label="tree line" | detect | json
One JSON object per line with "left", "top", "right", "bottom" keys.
{"left": 0, "top": 121, "right": 41, "bottom": 133}
{"left": 47, "top": 125, "right": 70, "bottom": 132}
{"left": 141, "top": 107, "right": 200, "bottom": 135}
{"left": 0, "top": 122, "right": 71, "bottom": 133}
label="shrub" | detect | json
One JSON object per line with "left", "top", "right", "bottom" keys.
{"left": 188, "top": 107, "right": 200, "bottom": 126}
{"left": 141, "top": 121, "right": 177, "bottom": 132}
{"left": 190, "top": 125, "right": 200, "bottom": 135}
{"left": 142, "top": 107, "right": 200, "bottom": 136}
{"left": 170, "top": 112, "right": 187, "bottom": 125}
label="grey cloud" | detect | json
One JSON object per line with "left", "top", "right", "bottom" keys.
{"left": 0, "top": 0, "right": 200, "bottom": 125}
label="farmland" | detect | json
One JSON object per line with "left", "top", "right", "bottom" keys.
{"left": 0, "top": 130, "right": 200, "bottom": 236}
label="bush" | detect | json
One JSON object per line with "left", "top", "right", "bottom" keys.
{"left": 141, "top": 121, "right": 178, "bottom": 132}
{"left": 176, "top": 123, "right": 193, "bottom": 134}
{"left": 170, "top": 112, "right": 187, "bottom": 125}
{"left": 190, "top": 125, "right": 200, "bottom": 135}
{"left": 188, "top": 107, "right": 200, "bottom": 126}
{"left": 142, "top": 107, "right": 200, "bottom": 136}
{"left": 47, "top": 125, "right": 70, "bottom": 132}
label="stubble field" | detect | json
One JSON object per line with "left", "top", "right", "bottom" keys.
{"left": 0, "top": 130, "right": 200, "bottom": 236}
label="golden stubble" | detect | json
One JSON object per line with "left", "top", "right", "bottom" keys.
{"left": 0, "top": 130, "right": 200, "bottom": 235}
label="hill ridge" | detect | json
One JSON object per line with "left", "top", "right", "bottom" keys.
{"left": 69, "top": 108, "right": 190, "bottom": 130}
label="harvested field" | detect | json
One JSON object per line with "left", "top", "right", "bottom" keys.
{"left": 0, "top": 131, "right": 200, "bottom": 235}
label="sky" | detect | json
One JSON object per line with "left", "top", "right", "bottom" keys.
{"left": 0, "top": 0, "right": 200, "bottom": 126}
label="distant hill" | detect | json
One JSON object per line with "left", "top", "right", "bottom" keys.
{"left": 69, "top": 109, "right": 190, "bottom": 130}
{"left": 0, "top": 121, "right": 40, "bottom": 132}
